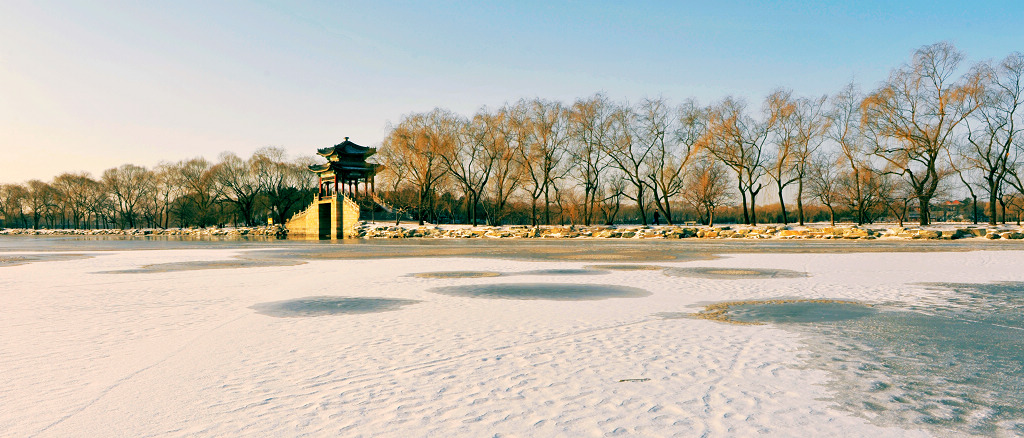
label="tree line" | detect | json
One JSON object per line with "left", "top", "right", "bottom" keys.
{"left": 0, "top": 147, "right": 316, "bottom": 229}
{"left": 3, "top": 42, "right": 1023, "bottom": 231}
{"left": 378, "top": 42, "right": 1024, "bottom": 227}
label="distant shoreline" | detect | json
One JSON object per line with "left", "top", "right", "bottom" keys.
{"left": 3, "top": 222, "right": 1023, "bottom": 241}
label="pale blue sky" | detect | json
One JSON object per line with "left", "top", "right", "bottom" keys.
{"left": 2, "top": 1, "right": 1021, "bottom": 183}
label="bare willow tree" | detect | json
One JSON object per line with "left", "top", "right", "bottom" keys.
{"left": 173, "top": 157, "right": 218, "bottom": 227}
{"left": 24, "top": 180, "right": 54, "bottom": 228}
{"left": 642, "top": 97, "right": 699, "bottom": 225}
{"left": 962, "top": 52, "right": 1024, "bottom": 224}
{"left": 253, "top": 147, "right": 314, "bottom": 225}
{"left": 568, "top": 94, "right": 614, "bottom": 225}
{"left": 213, "top": 152, "right": 264, "bottom": 226}
{"left": 375, "top": 143, "right": 415, "bottom": 225}
{"left": 102, "top": 164, "right": 154, "bottom": 228}
{"left": 51, "top": 172, "right": 97, "bottom": 228}
{"left": 828, "top": 82, "right": 870, "bottom": 224}
{"left": 483, "top": 106, "right": 523, "bottom": 225}
{"left": 381, "top": 108, "right": 459, "bottom": 225}
{"left": 764, "top": 89, "right": 800, "bottom": 224}
{"left": 517, "top": 98, "right": 568, "bottom": 225}
{"left": 790, "top": 95, "right": 830, "bottom": 225}
{"left": 443, "top": 109, "right": 495, "bottom": 225}
{"left": 1, "top": 183, "right": 28, "bottom": 227}
{"left": 862, "top": 42, "right": 985, "bottom": 225}
{"left": 683, "top": 154, "right": 731, "bottom": 226}
{"left": 807, "top": 150, "right": 842, "bottom": 225}
{"left": 607, "top": 101, "right": 655, "bottom": 225}
{"left": 599, "top": 170, "right": 626, "bottom": 224}
{"left": 702, "top": 97, "right": 771, "bottom": 225}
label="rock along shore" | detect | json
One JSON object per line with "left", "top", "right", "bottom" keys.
{"left": 355, "top": 223, "right": 1024, "bottom": 241}
{"left": 0, "top": 225, "right": 289, "bottom": 238}
{"left": 3, "top": 223, "right": 1023, "bottom": 241}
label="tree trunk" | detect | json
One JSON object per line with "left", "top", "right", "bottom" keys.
{"left": 738, "top": 181, "right": 749, "bottom": 224}
{"left": 543, "top": 187, "right": 550, "bottom": 225}
{"left": 749, "top": 190, "right": 758, "bottom": 226}
{"left": 797, "top": 179, "right": 805, "bottom": 226}
{"left": 918, "top": 196, "right": 930, "bottom": 226}
{"left": 988, "top": 191, "right": 998, "bottom": 226}
{"left": 776, "top": 183, "right": 788, "bottom": 224}
{"left": 852, "top": 167, "right": 864, "bottom": 225}
{"left": 531, "top": 198, "right": 539, "bottom": 227}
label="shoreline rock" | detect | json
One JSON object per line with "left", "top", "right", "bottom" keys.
{"left": 3, "top": 223, "right": 1022, "bottom": 242}
{"left": 352, "top": 223, "right": 1024, "bottom": 241}
{"left": 0, "top": 225, "right": 289, "bottom": 239}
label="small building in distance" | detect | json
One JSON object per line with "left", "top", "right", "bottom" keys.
{"left": 286, "top": 137, "right": 381, "bottom": 239}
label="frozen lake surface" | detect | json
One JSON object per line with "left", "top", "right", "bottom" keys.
{"left": 2, "top": 237, "right": 1023, "bottom": 437}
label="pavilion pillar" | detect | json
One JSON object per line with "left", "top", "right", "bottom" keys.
{"left": 334, "top": 178, "right": 338, "bottom": 199}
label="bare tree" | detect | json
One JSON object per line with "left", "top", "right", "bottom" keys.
{"left": 962, "top": 52, "right": 1024, "bottom": 224}
{"left": 642, "top": 97, "right": 700, "bottom": 225}
{"left": 171, "top": 158, "right": 219, "bottom": 227}
{"left": 682, "top": 154, "right": 732, "bottom": 226}
{"left": 517, "top": 99, "right": 568, "bottom": 225}
{"left": 212, "top": 152, "right": 263, "bottom": 226}
{"left": 101, "top": 165, "right": 154, "bottom": 228}
{"left": 828, "top": 83, "right": 870, "bottom": 224}
{"left": 862, "top": 42, "right": 986, "bottom": 225}
{"left": 51, "top": 172, "right": 97, "bottom": 228}
{"left": 807, "top": 151, "right": 842, "bottom": 225}
{"left": 599, "top": 171, "right": 626, "bottom": 225}
{"left": 381, "top": 109, "right": 458, "bottom": 225}
{"left": 764, "top": 89, "right": 800, "bottom": 224}
{"left": 702, "top": 97, "right": 772, "bottom": 225}
{"left": 877, "top": 171, "right": 916, "bottom": 227}
{"left": 0, "top": 183, "right": 28, "bottom": 227}
{"left": 607, "top": 101, "right": 655, "bottom": 225}
{"left": 790, "top": 95, "right": 830, "bottom": 225}
{"left": 443, "top": 109, "right": 495, "bottom": 225}
{"left": 567, "top": 94, "right": 614, "bottom": 226}
{"left": 483, "top": 106, "right": 523, "bottom": 225}
{"left": 252, "top": 147, "right": 313, "bottom": 225}
{"left": 375, "top": 144, "right": 415, "bottom": 225}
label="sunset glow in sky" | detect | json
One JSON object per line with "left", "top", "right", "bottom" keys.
{"left": 2, "top": 1, "right": 1021, "bottom": 183}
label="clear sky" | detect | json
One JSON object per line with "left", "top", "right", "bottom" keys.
{"left": 2, "top": 0, "right": 1021, "bottom": 183}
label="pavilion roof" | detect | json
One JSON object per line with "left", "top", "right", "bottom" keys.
{"left": 316, "top": 137, "right": 377, "bottom": 159}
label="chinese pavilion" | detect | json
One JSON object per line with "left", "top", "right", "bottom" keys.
{"left": 285, "top": 137, "right": 381, "bottom": 239}
{"left": 309, "top": 137, "right": 382, "bottom": 199}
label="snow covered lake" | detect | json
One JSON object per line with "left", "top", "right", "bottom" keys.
{"left": 2, "top": 237, "right": 1022, "bottom": 437}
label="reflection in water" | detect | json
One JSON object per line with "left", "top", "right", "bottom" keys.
{"left": 429, "top": 283, "right": 650, "bottom": 301}
{"left": 251, "top": 297, "right": 419, "bottom": 317}
{"left": 698, "top": 283, "right": 1024, "bottom": 436}
{"left": 664, "top": 267, "right": 807, "bottom": 279}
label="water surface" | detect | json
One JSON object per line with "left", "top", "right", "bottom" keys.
{"left": 704, "top": 283, "right": 1024, "bottom": 436}
{"left": 251, "top": 297, "right": 420, "bottom": 317}
{"left": 429, "top": 283, "right": 650, "bottom": 301}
